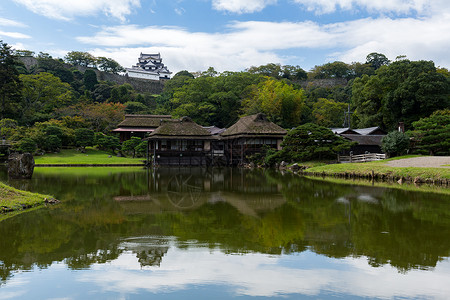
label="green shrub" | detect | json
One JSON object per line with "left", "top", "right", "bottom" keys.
{"left": 381, "top": 131, "right": 410, "bottom": 157}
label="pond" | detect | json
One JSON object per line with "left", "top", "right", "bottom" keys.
{"left": 0, "top": 167, "right": 449, "bottom": 299}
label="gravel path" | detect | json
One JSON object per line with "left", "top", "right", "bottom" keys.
{"left": 385, "top": 156, "right": 450, "bottom": 168}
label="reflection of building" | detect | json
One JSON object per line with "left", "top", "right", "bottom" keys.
{"left": 114, "top": 168, "right": 286, "bottom": 216}
{"left": 121, "top": 237, "right": 170, "bottom": 267}
{"left": 126, "top": 53, "right": 172, "bottom": 80}
{"left": 332, "top": 126, "right": 386, "bottom": 155}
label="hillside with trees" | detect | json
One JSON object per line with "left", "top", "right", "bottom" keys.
{"left": 1, "top": 39, "right": 449, "bottom": 157}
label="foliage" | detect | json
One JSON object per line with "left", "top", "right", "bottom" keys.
{"left": 381, "top": 131, "right": 410, "bottom": 157}
{"left": 366, "top": 52, "right": 390, "bottom": 70}
{"left": 309, "top": 61, "right": 353, "bottom": 79}
{"left": 267, "top": 123, "right": 355, "bottom": 164}
{"left": 312, "top": 98, "right": 347, "bottom": 127}
{"left": 96, "top": 57, "right": 125, "bottom": 74}
{"left": 247, "top": 63, "right": 307, "bottom": 80}
{"left": 351, "top": 60, "right": 450, "bottom": 130}
{"left": 95, "top": 133, "right": 120, "bottom": 153}
{"left": 64, "top": 51, "right": 96, "bottom": 67}
{"left": 121, "top": 137, "right": 142, "bottom": 158}
{"left": 243, "top": 78, "right": 305, "bottom": 128}
{"left": 74, "top": 128, "right": 95, "bottom": 149}
{"left": 0, "top": 118, "right": 18, "bottom": 138}
{"left": 83, "top": 69, "right": 98, "bottom": 91}
{"left": 19, "top": 72, "right": 74, "bottom": 124}
{"left": 0, "top": 41, "right": 22, "bottom": 119}
{"left": 410, "top": 109, "right": 450, "bottom": 155}
{"left": 135, "top": 140, "right": 148, "bottom": 157}
{"left": 15, "top": 137, "right": 37, "bottom": 153}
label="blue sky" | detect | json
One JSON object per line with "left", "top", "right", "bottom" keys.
{"left": 1, "top": 0, "right": 449, "bottom": 74}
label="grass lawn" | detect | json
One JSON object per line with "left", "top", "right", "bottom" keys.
{"left": 34, "top": 148, "right": 145, "bottom": 165}
{"left": 303, "top": 156, "right": 450, "bottom": 180}
{"left": 0, "top": 182, "right": 53, "bottom": 221}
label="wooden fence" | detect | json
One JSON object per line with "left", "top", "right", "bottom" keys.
{"left": 338, "top": 153, "right": 386, "bottom": 163}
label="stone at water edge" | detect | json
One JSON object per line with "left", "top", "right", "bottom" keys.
{"left": 8, "top": 153, "right": 35, "bottom": 179}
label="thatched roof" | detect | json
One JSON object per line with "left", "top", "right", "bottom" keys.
{"left": 221, "top": 113, "right": 287, "bottom": 138}
{"left": 146, "top": 117, "right": 214, "bottom": 139}
{"left": 117, "top": 114, "right": 172, "bottom": 128}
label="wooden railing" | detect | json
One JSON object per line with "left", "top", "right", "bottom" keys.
{"left": 338, "top": 153, "right": 386, "bottom": 163}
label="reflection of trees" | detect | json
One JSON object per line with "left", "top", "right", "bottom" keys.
{"left": 0, "top": 167, "right": 449, "bottom": 284}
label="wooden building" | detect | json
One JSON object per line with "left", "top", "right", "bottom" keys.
{"left": 220, "top": 113, "right": 287, "bottom": 165}
{"left": 113, "top": 114, "right": 172, "bottom": 142}
{"left": 332, "top": 126, "right": 387, "bottom": 155}
{"left": 145, "top": 117, "right": 218, "bottom": 166}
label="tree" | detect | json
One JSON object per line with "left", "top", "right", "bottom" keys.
{"left": 14, "top": 49, "right": 35, "bottom": 57}
{"left": 381, "top": 131, "right": 410, "bottom": 157}
{"left": 95, "top": 133, "right": 120, "bottom": 153}
{"left": 96, "top": 57, "right": 125, "bottom": 74}
{"left": 410, "top": 109, "right": 450, "bottom": 155}
{"left": 15, "top": 137, "right": 36, "bottom": 153}
{"left": 83, "top": 69, "right": 98, "bottom": 91}
{"left": 124, "top": 101, "right": 149, "bottom": 114}
{"left": 74, "top": 128, "right": 95, "bottom": 151}
{"left": 0, "top": 118, "right": 18, "bottom": 139}
{"left": 0, "top": 41, "right": 22, "bottom": 119}
{"left": 312, "top": 98, "right": 347, "bottom": 127}
{"left": 243, "top": 78, "right": 305, "bottom": 128}
{"left": 366, "top": 52, "right": 390, "bottom": 70}
{"left": 266, "top": 123, "right": 355, "bottom": 164}
{"left": 351, "top": 59, "right": 450, "bottom": 130}
{"left": 64, "top": 51, "right": 96, "bottom": 67}
{"left": 19, "top": 72, "right": 74, "bottom": 124}
{"left": 309, "top": 61, "right": 353, "bottom": 79}
{"left": 121, "top": 136, "right": 141, "bottom": 158}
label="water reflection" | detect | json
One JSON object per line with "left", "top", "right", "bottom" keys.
{"left": 0, "top": 167, "right": 449, "bottom": 299}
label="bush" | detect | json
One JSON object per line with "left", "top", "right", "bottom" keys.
{"left": 15, "top": 138, "right": 37, "bottom": 153}
{"left": 266, "top": 123, "right": 355, "bottom": 165}
{"left": 381, "top": 131, "right": 410, "bottom": 157}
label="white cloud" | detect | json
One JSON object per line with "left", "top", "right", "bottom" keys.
{"left": 0, "top": 17, "right": 27, "bottom": 27}
{"left": 76, "top": 246, "right": 450, "bottom": 299}
{"left": 292, "top": 0, "right": 447, "bottom": 15}
{"left": 212, "top": 0, "right": 277, "bottom": 14}
{"left": 0, "top": 30, "right": 31, "bottom": 39}
{"left": 12, "top": 0, "right": 141, "bottom": 22}
{"left": 76, "top": 11, "right": 450, "bottom": 73}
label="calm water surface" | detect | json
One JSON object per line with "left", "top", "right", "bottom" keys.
{"left": 0, "top": 167, "right": 449, "bottom": 299}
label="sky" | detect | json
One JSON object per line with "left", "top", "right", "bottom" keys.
{"left": 0, "top": 0, "right": 449, "bottom": 74}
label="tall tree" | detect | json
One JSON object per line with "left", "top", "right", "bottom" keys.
{"left": 65, "top": 51, "right": 96, "bottom": 67}
{"left": 0, "top": 41, "right": 22, "bottom": 119}
{"left": 243, "top": 78, "right": 305, "bottom": 128}
{"left": 96, "top": 57, "right": 125, "bottom": 74}
{"left": 366, "top": 52, "right": 390, "bottom": 70}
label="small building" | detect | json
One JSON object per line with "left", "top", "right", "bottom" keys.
{"left": 126, "top": 53, "right": 172, "bottom": 80}
{"left": 113, "top": 114, "right": 172, "bottom": 142}
{"left": 220, "top": 113, "right": 287, "bottom": 165}
{"left": 332, "top": 126, "right": 387, "bottom": 155}
{"left": 145, "top": 117, "right": 217, "bottom": 166}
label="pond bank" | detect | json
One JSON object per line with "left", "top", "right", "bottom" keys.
{"left": 0, "top": 182, "right": 57, "bottom": 221}
{"left": 288, "top": 156, "right": 450, "bottom": 187}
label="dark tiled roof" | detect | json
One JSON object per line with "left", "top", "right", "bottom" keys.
{"left": 353, "top": 127, "right": 386, "bottom": 135}
{"left": 341, "top": 134, "right": 384, "bottom": 146}
{"left": 117, "top": 115, "right": 172, "bottom": 128}
{"left": 221, "top": 113, "right": 287, "bottom": 137}
{"left": 331, "top": 127, "right": 360, "bottom": 135}
{"left": 147, "top": 117, "right": 213, "bottom": 139}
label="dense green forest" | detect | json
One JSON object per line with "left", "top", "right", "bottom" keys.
{"left": 1, "top": 40, "right": 449, "bottom": 156}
